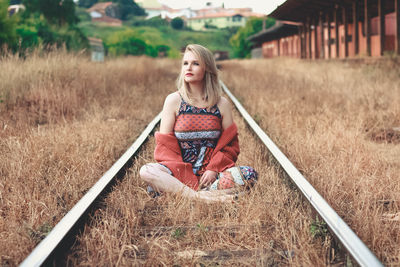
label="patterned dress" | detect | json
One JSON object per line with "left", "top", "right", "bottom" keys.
{"left": 173, "top": 96, "right": 258, "bottom": 190}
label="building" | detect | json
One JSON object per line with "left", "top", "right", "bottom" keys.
{"left": 7, "top": 4, "right": 25, "bottom": 16}
{"left": 188, "top": 9, "right": 264, "bottom": 31}
{"left": 249, "top": 20, "right": 301, "bottom": 58}
{"left": 136, "top": 0, "right": 196, "bottom": 19}
{"left": 88, "top": 2, "right": 122, "bottom": 26}
{"left": 88, "top": 37, "right": 104, "bottom": 62}
{"left": 249, "top": 0, "right": 400, "bottom": 59}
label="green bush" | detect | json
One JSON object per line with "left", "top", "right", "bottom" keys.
{"left": 129, "top": 16, "right": 168, "bottom": 28}
{"left": 15, "top": 16, "right": 88, "bottom": 52}
{"left": 170, "top": 17, "right": 183, "bottom": 30}
{"left": 15, "top": 23, "right": 39, "bottom": 50}
{"left": 106, "top": 29, "right": 156, "bottom": 57}
{"left": 229, "top": 17, "right": 275, "bottom": 58}
{"left": 75, "top": 7, "right": 91, "bottom": 22}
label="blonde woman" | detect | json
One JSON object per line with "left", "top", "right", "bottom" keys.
{"left": 140, "top": 44, "right": 257, "bottom": 202}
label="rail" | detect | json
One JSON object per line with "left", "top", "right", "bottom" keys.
{"left": 20, "top": 82, "right": 383, "bottom": 266}
{"left": 20, "top": 113, "right": 161, "bottom": 267}
{"left": 220, "top": 81, "right": 383, "bottom": 267}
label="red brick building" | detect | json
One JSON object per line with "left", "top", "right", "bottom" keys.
{"left": 249, "top": 0, "right": 400, "bottom": 59}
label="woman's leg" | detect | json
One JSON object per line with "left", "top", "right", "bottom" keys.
{"left": 139, "top": 163, "right": 234, "bottom": 203}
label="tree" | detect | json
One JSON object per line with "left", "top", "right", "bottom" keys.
{"left": 78, "top": 0, "right": 98, "bottom": 8}
{"left": 229, "top": 17, "right": 275, "bottom": 58}
{"left": 111, "top": 0, "right": 145, "bottom": 20}
{"left": 22, "top": 0, "right": 78, "bottom": 26}
{"left": 0, "top": 0, "right": 17, "bottom": 49}
{"left": 170, "top": 17, "right": 183, "bottom": 30}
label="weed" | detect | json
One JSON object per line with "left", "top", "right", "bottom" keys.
{"left": 27, "top": 222, "right": 53, "bottom": 243}
{"left": 310, "top": 217, "right": 328, "bottom": 239}
{"left": 253, "top": 113, "right": 263, "bottom": 125}
{"left": 196, "top": 223, "right": 209, "bottom": 233}
{"left": 172, "top": 227, "right": 185, "bottom": 239}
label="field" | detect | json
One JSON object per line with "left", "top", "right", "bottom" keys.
{"left": 0, "top": 52, "right": 177, "bottom": 265}
{"left": 220, "top": 58, "right": 400, "bottom": 265}
{"left": 1, "top": 52, "right": 399, "bottom": 265}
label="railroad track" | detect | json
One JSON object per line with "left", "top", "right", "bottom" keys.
{"left": 20, "top": 83, "right": 383, "bottom": 267}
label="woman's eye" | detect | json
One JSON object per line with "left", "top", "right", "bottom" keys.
{"left": 183, "top": 62, "right": 188, "bottom": 65}
{"left": 194, "top": 62, "right": 199, "bottom": 66}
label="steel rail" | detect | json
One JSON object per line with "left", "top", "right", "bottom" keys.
{"left": 20, "top": 113, "right": 161, "bottom": 267}
{"left": 221, "top": 81, "right": 383, "bottom": 267}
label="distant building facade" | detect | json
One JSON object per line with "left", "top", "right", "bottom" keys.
{"left": 136, "top": 0, "right": 196, "bottom": 19}
{"left": 188, "top": 8, "right": 263, "bottom": 31}
{"left": 249, "top": 0, "right": 400, "bottom": 59}
{"left": 88, "top": 2, "right": 122, "bottom": 26}
{"left": 7, "top": 4, "right": 25, "bottom": 16}
{"left": 88, "top": 37, "right": 104, "bottom": 62}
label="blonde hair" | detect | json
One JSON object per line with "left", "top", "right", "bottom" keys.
{"left": 177, "top": 44, "right": 222, "bottom": 108}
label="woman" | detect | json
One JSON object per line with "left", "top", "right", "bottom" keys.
{"left": 140, "top": 44, "right": 257, "bottom": 202}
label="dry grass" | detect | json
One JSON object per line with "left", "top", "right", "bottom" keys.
{"left": 220, "top": 58, "right": 400, "bottom": 265}
{"left": 0, "top": 51, "right": 179, "bottom": 266}
{"left": 67, "top": 110, "right": 329, "bottom": 266}
{"left": 2, "top": 53, "right": 399, "bottom": 266}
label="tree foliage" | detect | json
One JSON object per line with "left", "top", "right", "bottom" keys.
{"left": 78, "top": 0, "right": 98, "bottom": 8}
{"left": 130, "top": 16, "right": 168, "bottom": 28}
{"left": 110, "top": 0, "right": 145, "bottom": 20}
{"left": 229, "top": 17, "right": 275, "bottom": 58}
{"left": 22, "top": 0, "right": 78, "bottom": 26}
{"left": 106, "top": 29, "right": 162, "bottom": 57}
{"left": 0, "top": 0, "right": 17, "bottom": 48}
{"left": 170, "top": 17, "right": 183, "bottom": 30}
{"left": 9, "top": 0, "right": 22, "bottom": 5}
{"left": 0, "top": 0, "right": 88, "bottom": 53}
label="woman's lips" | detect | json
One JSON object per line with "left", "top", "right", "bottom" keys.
{"left": 185, "top": 73, "right": 193, "bottom": 76}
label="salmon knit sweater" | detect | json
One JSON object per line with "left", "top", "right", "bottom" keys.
{"left": 154, "top": 123, "right": 240, "bottom": 190}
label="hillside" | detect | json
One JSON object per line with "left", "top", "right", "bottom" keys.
{"left": 78, "top": 20, "right": 236, "bottom": 58}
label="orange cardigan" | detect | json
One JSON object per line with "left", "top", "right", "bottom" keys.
{"left": 154, "top": 123, "right": 240, "bottom": 190}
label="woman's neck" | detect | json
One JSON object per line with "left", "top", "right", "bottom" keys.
{"left": 188, "top": 82, "right": 205, "bottom": 99}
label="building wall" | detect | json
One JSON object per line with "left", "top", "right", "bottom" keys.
{"left": 261, "top": 12, "right": 396, "bottom": 59}
{"left": 261, "top": 35, "right": 302, "bottom": 58}
{"left": 188, "top": 16, "right": 247, "bottom": 31}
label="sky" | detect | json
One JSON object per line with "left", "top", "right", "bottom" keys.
{"left": 158, "top": 0, "right": 287, "bottom": 15}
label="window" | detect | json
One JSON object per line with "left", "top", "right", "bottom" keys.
{"left": 232, "top": 15, "right": 242, "bottom": 22}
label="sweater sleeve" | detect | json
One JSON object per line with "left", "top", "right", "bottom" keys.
{"left": 206, "top": 135, "right": 240, "bottom": 173}
{"left": 154, "top": 132, "right": 199, "bottom": 190}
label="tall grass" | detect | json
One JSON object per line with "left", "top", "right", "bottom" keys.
{"left": 0, "top": 51, "right": 179, "bottom": 265}
{"left": 220, "top": 58, "right": 400, "bottom": 265}
{"left": 2, "top": 53, "right": 399, "bottom": 265}
{"left": 67, "top": 110, "right": 328, "bottom": 266}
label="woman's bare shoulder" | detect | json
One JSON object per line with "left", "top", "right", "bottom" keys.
{"left": 217, "top": 96, "right": 231, "bottom": 112}
{"left": 164, "top": 92, "right": 181, "bottom": 107}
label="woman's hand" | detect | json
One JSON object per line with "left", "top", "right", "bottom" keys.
{"left": 199, "top": 170, "right": 218, "bottom": 188}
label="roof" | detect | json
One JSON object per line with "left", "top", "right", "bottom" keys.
{"left": 247, "top": 21, "right": 300, "bottom": 44}
{"left": 88, "top": 2, "right": 113, "bottom": 13}
{"left": 269, "top": 0, "right": 396, "bottom": 23}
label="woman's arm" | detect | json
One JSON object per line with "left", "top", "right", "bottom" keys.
{"left": 160, "top": 92, "right": 181, "bottom": 134}
{"left": 218, "top": 96, "right": 234, "bottom": 130}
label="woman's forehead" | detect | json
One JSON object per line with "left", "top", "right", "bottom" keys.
{"left": 183, "top": 51, "right": 200, "bottom": 61}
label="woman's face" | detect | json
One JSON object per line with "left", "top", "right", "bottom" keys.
{"left": 182, "top": 51, "right": 206, "bottom": 85}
